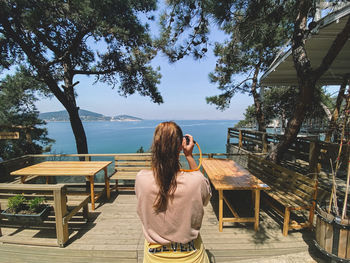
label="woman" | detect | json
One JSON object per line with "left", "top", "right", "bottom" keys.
{"left": 135, "top": 121, "right": 211, "bottom": 263}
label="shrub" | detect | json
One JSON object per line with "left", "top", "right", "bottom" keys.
{"left": 8, "top": 194, "right": 26, "bottom": 213}
{"left": 28, "top": 197, "right": 46, "bottom": 213}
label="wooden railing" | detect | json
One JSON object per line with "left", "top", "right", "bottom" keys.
{"left": 227, "top": 128, "right": 349, "bottom": 174}
{"left": 0, "top": 156, "right": 34, "bottom": 183}
{"left": 0, "top": 152, "right": 241, "bottom": 183}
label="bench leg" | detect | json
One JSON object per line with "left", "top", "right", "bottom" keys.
{"left": 104, "top": 167, "right": 110, "bottom": 200}
{"left": 219, "top": 190, "right": 223, "bottom": 232}
{"left": 115, "top": 179, "right": 119, "bottom": 192}
{"left": 254, "top": 189, "right": 260, "bottom": 231}
{"left": 89, "top": 176, "right": 96, "bottom": 211}
{"left": 283, "top": 207, "right": 290, "bottom": 236}
{"left": 83, "top": 203, "right": 89, "bottom": 221}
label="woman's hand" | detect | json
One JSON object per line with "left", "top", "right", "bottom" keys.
{"left": 182, "top": 134, "right": 197, "bottom": 170}
{"left": 182, "top": 134, "right": 194, "bottom": 157}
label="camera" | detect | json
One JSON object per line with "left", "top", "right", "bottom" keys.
{"left": 184, "top": 135, "right": 196, "bottom": 145}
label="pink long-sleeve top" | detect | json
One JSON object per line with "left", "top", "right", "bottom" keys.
{"left": 135, "top": 169, "right": 211, "bottom": 245}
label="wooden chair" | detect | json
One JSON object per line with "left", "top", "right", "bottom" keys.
{"left": 247, "top": 154, "right": 318, "bottom": 236}
{"left": 109, "top": 154, "right": 152, "bottom": 191}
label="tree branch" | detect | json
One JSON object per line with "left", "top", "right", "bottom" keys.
{"left": 63, "top": 24, "right": 94, "bottom": 60}
{"left": 73, "top": 68, "right": 119, "bottom": 75}
{"left": 32, "top": 28, "right": 62, "bottom": 55}
{"left": 61, "top": 81, "right": 80, "bottom": 89}
{"left": 320, "top": 102, "right": 332, "bottom": 121}
{"left": 0, "top": 11, "right": 68, "bottom": 108}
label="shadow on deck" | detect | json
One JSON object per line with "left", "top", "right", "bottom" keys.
{"left": 0, "top": 188, "right": 329, "bottom": 263}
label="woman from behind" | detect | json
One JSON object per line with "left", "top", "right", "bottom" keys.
{"left": 135, "top": 121, "right": 211, "bottom": 263}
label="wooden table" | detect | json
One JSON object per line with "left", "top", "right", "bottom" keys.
{"left": 10, "top": 161, "right": 112, "bottom": 210}
{"left": 202, "top": 158, "right": 270, "bottom": 231}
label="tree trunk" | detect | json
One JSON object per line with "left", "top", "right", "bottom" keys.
{"left": 269, "top": 0, "right": 350, "bottom": 163}
{"left": 62, "top": 66, "right": 88, "bottom": 155}
{"left": 272, "top": 80, "right": 316, "bottom": 163}
{"left": 251, "top": 62, "right": 266, "bottom": 132}
{"left": 269, "top": 0, "right": 313, "bottom": 163}
{"left": 67, "top": 105, "right": 88, "bottom": 154}
{"left": 252, "top": 88, "right": 266, "bottom": 132}
{"left": 281, "top": 111, "right": 286, "bottom": 131}
{"left": 45, "top": 76, "right": 89, "bottom": 155}
{"left": 325, "top": 78, "right": 348, "bottom": 142}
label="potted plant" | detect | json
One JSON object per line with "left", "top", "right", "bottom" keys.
{"left": 1, "top": 195, "right": 51, "bottom": 224}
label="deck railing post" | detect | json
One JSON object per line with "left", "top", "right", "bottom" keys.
{"left": 309, "top": 140, "right": 320, "bottom": 177}
{"left": 227, "top": 128, "right": 231, "bottom": 146}
{"left": 262, "top": 133, "right": 268, "bottom": 153}
{"left": 239, "top": 130, "right": 243, "bottom": 148}
{"left": 85, "top": 155, "right": 91, "bottom": 189}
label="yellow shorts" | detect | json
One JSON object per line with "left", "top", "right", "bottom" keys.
{"left": 143, "top": 235, "right": 209, "bottom": 263}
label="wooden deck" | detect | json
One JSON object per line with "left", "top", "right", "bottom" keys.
{"left": 0, "top": 188, "right": 328, "bottom": 262}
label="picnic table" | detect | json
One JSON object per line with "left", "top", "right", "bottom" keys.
{"left": 202, "top": 158, "right": 270, "bottom": 231}
{"left": 10, "top": 161, "right": 112, "bottom": 210}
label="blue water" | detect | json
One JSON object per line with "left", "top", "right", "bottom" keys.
{"left": 47, "top": 120, "right": 238, "bottom": 154}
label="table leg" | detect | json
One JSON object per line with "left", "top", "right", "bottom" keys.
{"left": 104, "top": 167, "right": 110, "bottom": 200}
{"left": 89, "top": 176, "right": 95, "bottom": 211}
{"left": 20, "top": 176, "right": 27, "bottom": 184}
{"left": 219, "top": 190, "right": 223, "bottom": 232}
{"left": 254, "top": 189, "right": 261, "bottom": 231}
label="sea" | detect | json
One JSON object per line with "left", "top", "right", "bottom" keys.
{"left": 40, "top": 120, "right": 238, "bottom": 183}
{"left": 47, "top": 120, "right": 239, "bottom": 155}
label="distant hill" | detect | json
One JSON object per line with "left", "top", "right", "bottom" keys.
{"left": 39, "top": 109, "right": 111, "bottom": 121}
{"left": 39, "top": 110, "right": 143, "bottom": 122}
{"left": 111, "top": 115, "right": 143, "bottom": 121}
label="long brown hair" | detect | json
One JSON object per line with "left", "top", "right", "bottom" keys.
{"left": 151, "top": 121, "right": 183, "bottom": 213}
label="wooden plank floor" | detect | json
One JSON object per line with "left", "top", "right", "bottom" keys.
{"left": 0, "top": 188, "right": 329, "bottom": 263}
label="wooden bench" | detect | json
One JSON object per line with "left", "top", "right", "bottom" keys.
{"left": 0, "top": 184, "right": 89, "bottom": 247}
{"left": 109, "top": 154, "right": 152, "bottom": 191}
{"left": 247, "top": 154, "right": 318, "bottom": 236}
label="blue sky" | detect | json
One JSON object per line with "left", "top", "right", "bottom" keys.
{"left": 1, "top": 2, "right": 254, "bottom": 121}
{"left": 35, "top": 51, "right": 252, "bottom": 120}
{"left": 34, "top": 5, "right": 252, "bottom": 121}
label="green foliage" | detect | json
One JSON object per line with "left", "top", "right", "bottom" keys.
{"left": 0, "top": 68, "right": 54, "bottom": 160}
{"left": 156, "top": 1, "right": 210, "bottom": 62}
{"left": 0, "top": 0, "right": 162, "bottom": 103}
{"left": 8, "top": 194, "right": 26, "bottom": 213}
{"left": 159, "top": 0, "right": 298, "bottom": 132}
{"left": 7, "top": 195, "right": 46, "bottom": 213}
{"left": 206, "top": 0, "right": 296, "bottom": 110}
{"left": 28, "top": 197, "right": 46, "bottom": 213}
{"left": 264, "top": 86, "right": 330, "bottom": 123}
{"left": 234, "top": 105, "right": 256, "bottom": 128}
{"left": 0, "top": 0, "right": 163, "bottom": 154}
{"left": 238, "top": 86, "right": 333, "bottom": 128}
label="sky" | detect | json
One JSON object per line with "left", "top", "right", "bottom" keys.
{"left": 32, "top": 5, "right": 253, "bottom": 121}
{"left": 35, "top": 47, "right": 252, "bottom": 121}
